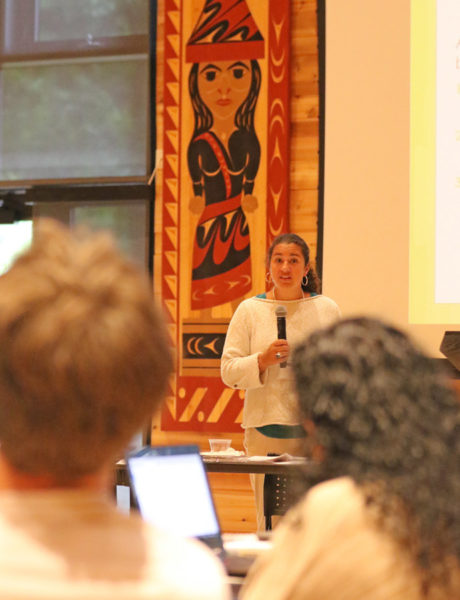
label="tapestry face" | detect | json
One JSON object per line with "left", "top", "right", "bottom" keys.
{"left": 160, "top": 0, "right": 290, "bottom": 432}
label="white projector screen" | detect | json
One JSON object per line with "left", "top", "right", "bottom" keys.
{"left": 321, "top": 0, "right": 460, "bottom": 357}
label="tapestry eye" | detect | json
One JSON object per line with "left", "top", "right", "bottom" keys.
{"left": 205, "top": 70, "right": 217, "bottom": 82}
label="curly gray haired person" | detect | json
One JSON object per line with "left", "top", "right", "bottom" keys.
{"left": 242, "top": 317, "right": 460, "bottom": 600}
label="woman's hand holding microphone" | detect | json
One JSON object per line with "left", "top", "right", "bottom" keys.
{"left": 258, "top": 340, "right": 290, "bottom": 375}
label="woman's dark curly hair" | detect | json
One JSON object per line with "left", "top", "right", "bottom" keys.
{"left": 292, "top": 317, "right": 460, "bottom": 593}
{"left": 266, "top": 233, "right": 321, "bottom": 294}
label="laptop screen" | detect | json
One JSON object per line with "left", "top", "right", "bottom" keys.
{"left": 127, "top": 445, "right": 222, "bottom": 546}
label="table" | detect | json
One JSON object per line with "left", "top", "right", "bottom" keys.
{"left": 202, "top": 456, "right": 308, "bottom": 475}
{"left": 114, "top": 455, "right": 309, "bottom": 535}
{"left": 115, "top": 455, "right": 309, "bottom": 485}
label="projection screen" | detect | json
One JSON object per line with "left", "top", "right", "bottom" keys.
{"left": 321, "top": 0, "right": 460, "bottom": 357}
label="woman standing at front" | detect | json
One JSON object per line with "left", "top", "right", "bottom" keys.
{"left": 221, "top": 233, "right": 340, "bottom": 530}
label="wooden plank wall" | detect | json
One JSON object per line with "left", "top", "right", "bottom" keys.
{"left": 289, "top": 0, "right": 320, "bottom": 267}
{"left": 153, "top": 0, "right": 320, "bottom": 532}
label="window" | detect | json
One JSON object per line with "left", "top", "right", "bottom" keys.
{"left": 0, "top": 1, "right": 156, "bottom": 275}
{"left": 33, "top": 196, "right": 151, "bottom": 272}
{"left": 0, "top": 0, "right": 152, "bottom": 184}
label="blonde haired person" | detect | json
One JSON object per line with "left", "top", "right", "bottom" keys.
{"left": 221, "top": 233, "right": 340, "bottom": 530}
{"left": 241, "top": 318, "right": 460, "bottom": 600}
{"left": 0, "top": 220, "right": 229, "bottom": 600}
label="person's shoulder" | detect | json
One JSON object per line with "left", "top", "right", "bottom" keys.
{"left": 304, "top": 477, "right": 360, "bottom": 509}
{"left": 309, "top": 294, "right": 338, "bottom": 306}
{"left": 309, "top": 294, "right": 341, "bottom": 313}
{"left": 297, "top": 477, "right": 373, "bottom": 535}
{"left": 241, "top": 478, "right": 368, "bottom": 599}
{"left": 227, "top": 297, "right": 270, "bottom": 331}
{"left": 279, "top": 477, "right": 364, "bottom": 543}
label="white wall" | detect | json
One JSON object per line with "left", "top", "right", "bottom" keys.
{"left": 322, "top": 0, "right": 459, "bottom": 356}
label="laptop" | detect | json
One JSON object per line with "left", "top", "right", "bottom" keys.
{"left": 126, "top": 444, "right": 257, "bottom": 576}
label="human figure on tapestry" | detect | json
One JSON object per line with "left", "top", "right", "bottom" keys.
{"left": 186, "top": 0, "right": 264, "bottom": 312}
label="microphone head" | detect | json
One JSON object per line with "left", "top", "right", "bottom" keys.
{"left": 275, "top": 305, "right": 288, "bottom": 317}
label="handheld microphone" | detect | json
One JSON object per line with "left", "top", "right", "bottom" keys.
{"left": 275, "top": 305, "right": 288, "bottom": 368}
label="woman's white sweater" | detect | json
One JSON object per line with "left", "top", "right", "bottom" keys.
{"left": 221, "top": 295, "right": 341, "bottom": 428}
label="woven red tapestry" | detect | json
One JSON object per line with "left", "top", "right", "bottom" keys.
{"left": 159, "top": 0, "right": 290, "bottom": 432}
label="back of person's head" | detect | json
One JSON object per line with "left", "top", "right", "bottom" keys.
{"left": 292, "top": 317, "right": 460, "bottom": 586}
{"left": 0, "top": 219, "right": 173, "bottom": 482}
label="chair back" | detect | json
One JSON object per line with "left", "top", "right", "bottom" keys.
{"left": 263, "top": 474, "right": 298, "bottom": 530}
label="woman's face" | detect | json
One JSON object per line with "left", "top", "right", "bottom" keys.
{"left": 269, "top": 243, "right": 309, "bottom": 295}
{"left": 197, "top": 60, "right": 252, "bottom": 121}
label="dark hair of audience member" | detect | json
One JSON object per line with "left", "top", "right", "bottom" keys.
{"left": 292, "top": 317, "right": 460, "bottom": 593}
